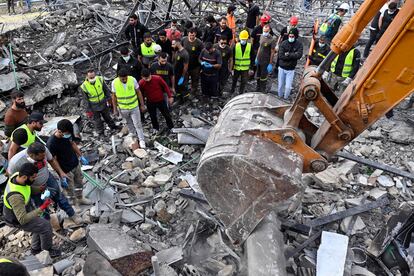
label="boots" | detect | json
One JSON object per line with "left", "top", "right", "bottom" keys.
{"left": 75, "top": 191, "right": 92, "bottom": 206}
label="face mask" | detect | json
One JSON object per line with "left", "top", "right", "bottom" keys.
{"left": 319, "top": 42, "right": 326, "bottom": 47}
{"left": 122, "top": 55, "right": 130, "bottom": 62}
{"left": 262, "top": 31, "right": 269, "bottom": 37}
{"left": 288, "top": 37, "right": 295, "bottom": 43}
{"left": 89, "top": 77, "right": 96, "bottom": 84}
{"left": 63, "top": 133, "right": 72, "bottom": 139}
{"left": 16, "top": 102, "right": 26, "bottom": 109}
{"left": 240, "top": 40, "right": 247, "bottom": 45}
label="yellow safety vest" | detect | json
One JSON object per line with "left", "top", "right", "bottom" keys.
{"left": 11, "top": 124, "right": 36, "bottom": 148}
{"left": 331, "top": 49, "right": 355, "bottom": 77}
{"left": 0, "top": 258, "right": 12, "bottom": 263}
{"left": 113, "top": 77, "right": 138, "bottom": 110}
{"left": 80, "top": 76, "right": 105, "bottom": 103}
{"left": 319, "top": 13, "right": 341, "bottom": 35}
{"left": 140, "top": 42, "right": 156, "bottom": 57}
{"left": 234, "top": 43, "right": 251, "bottom": 71}
{"left": 3, "top": 173, "right": 31, "bottom": 209}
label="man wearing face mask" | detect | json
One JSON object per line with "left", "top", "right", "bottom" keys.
{"left": 309, "top": 35, "right": 329, "bottom": 66}
{"left": 8, "top": 142, "right": 81, "bottom": 225}
{"left": 255, "top": 24, "right": 277, "bottom": 92}
{"left": 80, "top": 69, "right": 119, "bottom": 136}
{"left": 278, "top": 28, "right": 303, "bottom": 99}
{"left": 214, "top": 36, "right": 233, "bottom": 95}
{"left": 117, "top": 46, "right": 142, "bottom": 81}
{"left": 4, "top": 91, "right": 28, "bottom": 138}
{"left": 47, "top": 120, "right": 92, "bottom": 207}
{"left": 8, "top": 112, "right": 46, "bottom": 160}
{"left": 377, "top": 1, "right": 399, "bottom": 41}
{"left": 3, "top": 163, "right": 62, "bottom": 258}
{"left": 230, "top": 30, "right": 252, "bottom": 95}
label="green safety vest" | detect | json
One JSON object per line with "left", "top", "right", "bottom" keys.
{"left": 331, "top": 49, "right": 355, "bottom": 77}
{"left": 319, "top": 13, "right": 341, "bottom": 35}
{"left": 3, "top": 173, "right": 31, "bottom": 210}
{"left": 140, "top": 42, "right": 156, "bottom": 57}
{"left": 80, "top": 76, "right": 105, "bottom": 103}
{"left": 113, "top": 77, "right": 138, "bottom": 110}
{"left": 11, "top": 124, "right": 36, "bottom": 148}
{"left": 234, "top": 43, "right": 251, "bottom": 71}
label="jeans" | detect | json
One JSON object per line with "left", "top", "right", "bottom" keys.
{"left": 93, "top": 107, "right": 117, "bottom": 133}
{"left": 32, "top": 173, "right": 75, "bottom": 218}
{"left": 119, "top": 107, "right": 145, "bottom": 142}
{"left": 278, "top": 67, "right": 295, "bottom": 99}
{"left": 147, "top": 101, "right": 174, "bottom": 130}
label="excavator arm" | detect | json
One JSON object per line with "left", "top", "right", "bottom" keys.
{"left": 197, "top": 0, "right": 414, "bottom": 244}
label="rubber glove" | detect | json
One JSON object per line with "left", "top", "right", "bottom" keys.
{"left": 40, "top": 198, "right": 53, "bottom": 211}
{"left": 40, "top": 189, "right": 51, "bottom": 200}
{"left": 61, "top": 177, "right": 69, "bottom": 189}
{"left": 80, "top": 156, "right": 89, "bottom": 165}
{"left": 200, "top": 61, "right": 206, "bottom": 67}
{"left": 267, "top": 64, "right": 273, "bottom": 74}
{"left": 255, "top": 58, "right": 258, "bottom": 66}
{"left": 177, "top": 76, "right": 184, "bottom": 86}
{"left": 204, "top": 62, "right": 213, "bottom": 68}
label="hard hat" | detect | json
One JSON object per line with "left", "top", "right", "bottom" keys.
{"left": 260, "top": 14, "right": 271, "bottom": 24}
{"left": 239, "top": 30, "right": 249, "bottom": 40}
{"left": 337, "top": 3, "right": 350, "bottom": 10}
{"left": 290, "top": 16, "right": 299, "bottom": 25}
{"left": 153, "top": 44, "right": 162, "bottom": 53}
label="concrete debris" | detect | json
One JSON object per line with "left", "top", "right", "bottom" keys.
{"left": 154, "top": 141, "right": 183, "bottom": 164}
{"left": 155, "top": 246, "right": 183, "bottom": 265}
{"left": 340, "top": 216, "right": 366, "bottom": 235}
{"left": 53, "top": 259, "right": 75, "bottom": 274}
{"left": 29, "top": 266, "right": 54, "bottom": 276}
{"left": 0, "top": 71, "right": 31, "bottom": 92}
{"left": 377, "top": 175, "right": 395, "bottom": 188}
{"left": 69, "top": 228, "right": 86, "bottom": 242}
{"left": 83, "top": 251, "right": 122, "bottom": 276}
{"left": 316, "top": 232, "right": 349, "bottom": 276}
{"left": 35, "top": 250, "right": 53, "bottom": 266}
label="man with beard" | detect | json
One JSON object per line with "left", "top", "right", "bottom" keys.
{"left": 8, "top": 112, "right": 46, "bottom": 160}
{"left": 4, "top": 91, "right": 28, "bottom": 138}
{"left": 124, "top": 14, "right": 149, "bottom": 57}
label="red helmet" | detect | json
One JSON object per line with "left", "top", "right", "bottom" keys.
{"left": 260, "top": 14, "right": 271, "bottom": 24}
{"left": 290, "top": 16, "right": 299, "bottom": 26}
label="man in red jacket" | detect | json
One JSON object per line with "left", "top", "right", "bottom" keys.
{"left": 139, "top": 69, "right": 174, "bottom": 132}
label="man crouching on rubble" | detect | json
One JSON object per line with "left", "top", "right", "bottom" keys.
{"left": 3, "top": 163, "right": 61, "bottom": 258}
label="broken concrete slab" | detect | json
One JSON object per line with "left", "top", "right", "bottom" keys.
{"left": 29, "top": 266, "right": 53, "bottom": 276}
{"left": 377, "top": 175, "right": 395, "bottom": 187}
{"left": 53, "top": 259, "right": 75, "bottom": 274}
{"left": 82, "top": 251, "right": 122, "bottom": 276}
{"left": 35, "top": 250, "right": 52, "bottom": 265}
{"left": 0, "top": 71, "right": 31, "bottom": 92}
{"left": 172, "top": 128, "right": 210, "bottom": 144}
{"left": 87, "top": 223, "right": 150, "bottom": 261}
{"left": 109, "top": 251, "right": 153, "bottom": 276}
{"left": 155, "top": 246, "right": 183, "bottom": 265}
{"left": 43, "top": 32, "right": 66, "bottom": 58}
{"left": 121, "top": 209, "right": 143, "bottom": 223}
{"left": 154, "top": 141, "right": 183, "bottom": 164}
{"left": 316, "top": 232, "right": 349, "bottom": 276}
{"left": 340, "top": 216, "right": 366, "bottom": 235}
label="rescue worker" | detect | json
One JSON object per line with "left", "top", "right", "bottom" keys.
{"left": 214, "top": 35, "right": 233, "bottom": 94}
{"left": 111, "top": 68, "right": 146, "bottom": 149}
{"left": 182, "top": 28, "right": 204, "bottom": 95}
{"left": 3, "top": 163, "right": 61, "bottom": 257}
{"left": 47, "top": 119, "right": 92, "bottom": 207}
{"left": 245, "top": 0, "right": 260, "bottom": 33}
{"left": 165, "top": 20, "right": 182, "bottom": 41}
{"left": 278, "top": 28, "right": 303, "bottom": 99}
{"left": 156, "top": 30, "right": 172, "bottom": 59}
{"left": 255, "top": 24, "right": 276, "bottom": 92}
{"left": 363, "top": 2, "right": 389, "bottom": 59}
{"left": 328, "top": 46, "right": 361, "bottom": 94}
{"left": 117, "top": 46, "right": 142, "bottom": 82}
{"left": 139, "top": 33, "right": 160, "bottom": 68}
{"left": 278, "top": 16, "right": 299, "bottom": 45}
{"left": 172, "top": 39, "right": 189, "bottom": 101}
{"left": 125, "top": 14, "right": 150, "bottom": 56}
{"left": 150, "top": 52, "right": 175, "bottom": 93}
{"left": 230, "top": 30, "right": 252, "bottom": 95}
{"left": 203, "top": 16, "right": 218, "bottom": 44}
{"left": 214, "top": 17, "right": 233, "bottom": 45}
{"left": 226, "top": 5, "right": 237, "bottom": 43}
{"left": 80, "top": 69, "right": 118, "bottom": 136}
{"left": 139, "top": 69, "right": 174, "bottom": 132}
{"left": 319, "top": 3, "right": 349, "bottom": 42}
{"left": 4, "top": 91, "right": 28, "bottom": 138}
{"left": 8, "top": 112, "right": 46, "bottom": 160}
{"left": 251, "top": 14, "right": 273, "bottom": 58}
{"left": 199, "top": 42, "right": 222, "bottom": 98}
{"left": 309, "top": 36, "right": 330, "bottom": 66}
{"left": 377, "top": 1, "right": 399, "bottom": 41}
{"left": 0, "top": 257, "right": 29, "bottom": 276}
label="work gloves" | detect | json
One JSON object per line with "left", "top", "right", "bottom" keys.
{"left": 177, "top": 76, "right": 184, "bottom": 86}
{"left": 267, "top": 64, "right": 273, "bottom": 74}
{"left": 80, "top": 156, "right": 89, "bottom": 165}
{"left": 40, "top": 189, "right": 51, "bottom": 200}
{"left": 201, "top": 61, "right": 213, "bottom": 68}
{"left": 40, "top": 198, "right": 53, "bottom": 211}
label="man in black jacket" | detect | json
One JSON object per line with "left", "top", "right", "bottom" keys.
{"left": 309, "top": 36, "right": 329, "bottom": 66}
{"left": 277, "top": 29, "right": 303, "bottom": 99}
{"left": 117, "top": 46, "right": 143, "bottom": 81}
{"left": 124, "top": 14, "right": 149, "bottom": 56}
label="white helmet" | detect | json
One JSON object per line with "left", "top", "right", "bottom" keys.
{"left": 153, "top": 44, "right": 162, "bottom": 54}
{"left": 338, "top": 3, "right": 350, "bottom": 10}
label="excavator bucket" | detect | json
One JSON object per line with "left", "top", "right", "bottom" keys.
{"left": 197, "top": 93, "right": 304, "bottom": 244}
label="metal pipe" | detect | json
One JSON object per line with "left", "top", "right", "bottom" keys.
{"left": 316, "top": 50, "right": 337, "bottom": 77}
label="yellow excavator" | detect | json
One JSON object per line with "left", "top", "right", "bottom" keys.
{"left": 197, "top": 0, "right": 414, "bottom": 244}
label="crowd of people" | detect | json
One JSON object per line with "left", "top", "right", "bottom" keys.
{"left": 0, "top": 0, "right": 406, "bottom": 271}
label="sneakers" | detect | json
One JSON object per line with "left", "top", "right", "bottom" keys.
{"left": 69, "top": 214, "right": 83, "bottom": 225}
{"left": 139, "top": 140, "right": 146, "bottom": 149}
{"left": 30, "top": 248, "right": 41, "bottom": 255}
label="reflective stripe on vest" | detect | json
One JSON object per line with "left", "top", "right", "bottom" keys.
{"left": 114, "top": 77, "right": 138, "bottom": 110}
{"left": 331, "top": 49, "right": 355, "bottom": 77}
{"left": 140, "top": 42, "right": 156, "bottom": 57}
{"left": 11, "top": 124, "right": 36, "bottom": 148}
{"left": 81, "top": 76, "right": 105, "bottom": 103}
{"left": 234, "top": 43, "right": 251, "bottom": 71}
{"left": 319, "top": 13, "right": 340, "bottom": 35}
{"left": 313, "top": 49, "right": 327, "bottom": 59}
{"left": 3, "top": 173, "right": 31, "bottom": 209}
{"left": 0, "top": 258, "right": 12, "bottom": 263}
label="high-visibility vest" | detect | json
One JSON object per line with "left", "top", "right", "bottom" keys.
{"left": 3, "top": 173, "right": 31, "bottom": 210}
{"left": 80, "top": 76, "right": 105, "bottom": 103}
{"left": 113, "top": 77, "right": 138, "bottom": 110}
{"left": 313, "top": 49, "right": 327, "bottom": 59}
{"left": 331, "top": 49, "right": 355, "bottom": 77}
{"left": 11, "top": 124, "right": 36, "bottom": 148}
{"left": 140, "top": 42, "right": 156, "bottom": 57}
{"left": 234, "top": 43, "right": 251, "bottom": 71}
{"left": 0, "top": 258, "right": 12, "bottom": 263}
{"left": 319, "top": 13, "right": 341, "bottom": 35}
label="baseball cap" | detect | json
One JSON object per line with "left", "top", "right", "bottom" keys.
{"left": 28, "top": 112, "right": 47, "bottom": 124}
